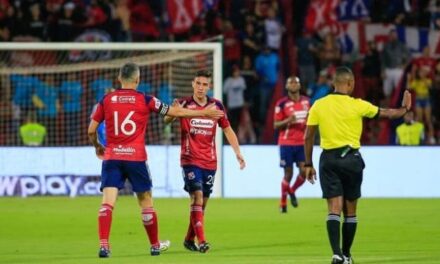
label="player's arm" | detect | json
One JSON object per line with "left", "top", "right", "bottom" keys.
{"left": 274, "top": 115, "right": 296, "bottom": 129}
{"left": 167, "top": 103, "right": 224, "bottom": 119}
{"left": 87, "top": 120, "right": 105, "bottom": 156}
{"left": 379, "top": 90, "right": 412, "bottom": 119}
{"left": 223, "top": 126, "right": 246, "bottom": 169}
{"left": 304, "top": 125, "right": 317, "bottom": 184}
{"left": 164, "top": 99, "right": 185, "bottom": 124}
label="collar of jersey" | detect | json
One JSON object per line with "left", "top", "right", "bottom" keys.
{"left": 191, "top": 95, "right": 211, "bottom": 107}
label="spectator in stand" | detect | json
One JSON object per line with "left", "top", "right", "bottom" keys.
{"left": 264, "top": 7, "right": 283, "bottom": 51}
{"left": 90, "top": 71, "right": 114, "bottom": 103}
{"left": 241, "top": 21, "right": 260, "bottom": 62}
{"left": 362, "top": 41, "right": 383, "bottom": 105}
{"left": 53, "top": 2, "right": 80, "bottom": 41}
{"left": 241, "top": 56, "right": 260, "bottom": 140}
{"left": 33, "top": 75, "right": 60, "bottom": 146}
{"left": 432, "top": 59, "right": 440, "bottom": 140}
{"left": 222, "top": 19, "right": 241, "bottom": 78}
{"left": 309, "top": 69, "right": 332, "bottom": 105}
{"left": 296, "top": 30, "right": 318, "bottom": 89}
{"left": 396, "top": 110, "right": 424, "bottom": 145}
{"left": 381, "top": 29, "right": 411, "bottom": 100}
{"left": 430, "top": 0, "right": 440, "bottom": 30}
{"left": 411, "top": 46, "right": 436, "bottom": 79}
{"left": 407, "top": 66, "right": 436, "bottom": 144}
{"left": 113, "top": 0, "right": 131, "bottom": 41}
{"left": 255, "top": 45, "right": 280, "bottom": 130}
{"left": 317, "top": 32, "right": 341, "bottom": 70}
{"left": 223, "top": 65, "right": 246, "bottom": 134}
{"left": 129, "top": 0, "right": 159, "bottom": 42}
{"left": 60, "top": 72, "right": 83, "bottom": 145}
{"left": 11, "top": 74, "right": 39, "bottom": 123}
{"left": 19, "top": 113, "right": 47, "bottom": 146}
{"left": 26, "top": 2, "right": 46, "bottom": 41}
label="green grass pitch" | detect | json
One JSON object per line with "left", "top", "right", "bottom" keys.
{"left": 0, "top": 197, "right": 439, "bottom": 264}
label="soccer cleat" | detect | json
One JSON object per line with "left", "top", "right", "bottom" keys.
{"left": 150, "top": 240, "right": 171, "bottom": 256}
{"left": 331, "top": 254, "right": 347, "bottom": 264}
{"left": 344, "top": 255, "right": 354, "bottom": 264}
{"left": 280, "top": 205, "right": 287, "bottom": 213}
{"left": 98, "top": 247, "right": 110, "bottom": 258}
{"left": 289, "top": 192, "right": 298, "bottom": 208}
{"left": 198, "top": 242, "right": 210, "bottom": 253}
{"left": 183, "top": 240, "right": 199, "bottom": 251}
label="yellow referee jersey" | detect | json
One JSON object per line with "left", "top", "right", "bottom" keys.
{"left": 396, "top": 122, "right": 424, "bottom": 145}
{"left": 307, "top": 94, "right": 379, "bottom": 149}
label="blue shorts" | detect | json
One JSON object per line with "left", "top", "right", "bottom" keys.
{"left": 101, "top": 160, "right": 152, "bottom": 192}
{"left": 416, "top": 98, "right": 431, "bottom": 108}
{"left": 182, "top": 165, "right": 216, "bottom": 198}
{"left": 279, "top": 145, "right": 305, "bottom": 168}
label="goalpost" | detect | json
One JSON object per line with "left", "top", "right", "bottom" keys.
{"left": 0, "top": 42, "right": 224, "bottom": 197}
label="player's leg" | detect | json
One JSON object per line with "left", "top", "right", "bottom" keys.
{"left": 279, "top": 146, "right": 294, "bottom": 212}
{"left": 197, "top": 169, "right": 216, "bottom": 253}
{"left": 327, "top": 196, "right": 345, "bottom": 264}
{"left": 128, "top": 161, "right": 169, "bottom": 256}
{"left": 288, "top": 146, "right": 306, "bottom": 207}
{"left": 98, "top": 160, "right": 125, "bottom": 258}
{"left": 98, "top": 187, "right": 118, "bottom": 258}
{"left": 182, "top": 166, "right": 208, "bottom": 252}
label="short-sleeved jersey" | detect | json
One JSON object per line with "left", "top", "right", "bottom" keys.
{"left": 177, "top": 96, "right": 230, "bottom": 170}
{"left": 409, "top": 78, "right": 432, "bottom": 99}
{"left": 274, "top": 95, "right": 310, "bottom": 146}
{"left": 307, "top": 93, "right": 379, "bottom": 149}
{"left": 91, "top": 88, "right": 169, "bottom": 161}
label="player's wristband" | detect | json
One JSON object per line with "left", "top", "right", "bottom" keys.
{"left": 304, "top": 163, "right": 313, "bottom": 167}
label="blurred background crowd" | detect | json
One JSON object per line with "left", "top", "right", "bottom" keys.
{"left": 1, "top": 0, "right": 440, "bottom": 146}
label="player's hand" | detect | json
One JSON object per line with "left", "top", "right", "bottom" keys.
{"left": 401, "top": 90, "right": 412, "bottom": 110}
{"left": 287, "top": 114, "right": 297, "bottom": 125}
{"left": 236, "top": 153, "right": 246, "bottom": 170}
{"left": 304, "top": 166, "right": 317, "bottom": 184}
{"left": 172, "top": 99, "right": 186, "bottom": 108}
{"left": 204, "top": 103, "right": 224, "bottom": 119}
{"left": 95, "top": 144, "right": 105, "bottom": 160}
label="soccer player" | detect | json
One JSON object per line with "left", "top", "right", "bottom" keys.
{"left": 274, "top": 76, "right": 310, "bottom": 213}
{"left": 304, "top": 67, "right": 411, "bottom": 264}
{"left": 164, "top": 70, "right": 246, "bottom": 253}
{"left": 88, "top": 63, "right": 224, "bottom": 258}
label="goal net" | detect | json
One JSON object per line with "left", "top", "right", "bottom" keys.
{"left": 0, "top": 43, "right": 222, "bottom": 147}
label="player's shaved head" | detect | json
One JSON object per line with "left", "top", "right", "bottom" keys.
{"left": 334, "top": 66, "right": 354, "bottom": 84}
{"left": 119, "top": 62, "right": 140, "bottom": 83}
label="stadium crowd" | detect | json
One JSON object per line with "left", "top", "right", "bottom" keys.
{"left": 0, "top": 0, "right": 440, "bottom": 146}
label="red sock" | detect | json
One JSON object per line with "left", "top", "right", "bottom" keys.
{"left": 98, "top": 203, "right": 113, "bottom": 249}
{"left": 191, "top": 205, "right": 205, "bottom": 243}
{"left": 141, "top": 207, "right": 159, "bottom": 246}
{"left": 281, "top": 179, "right": 290, "bottom": 206}
{"left": 185, "top": 215, "right": 196, "bottom": 241}
{"left": 290, "top": 175, "right": 305, "bottom": 194}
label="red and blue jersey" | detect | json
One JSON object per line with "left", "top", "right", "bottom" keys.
{"left": 177, "top": 96, "right": 230, "bottom": 170}
{"left": 91, "top": 88, "right": 169, "bottom": 161}
{"left": 274, "top": 95, "right": 310, "bottom": 146}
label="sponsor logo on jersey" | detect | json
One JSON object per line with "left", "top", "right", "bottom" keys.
{"left": 187, "top": 104, "right": 197, "bottom": 109}
{"left": 190, "top": 118, "right": 214, "bottom": 128}
{"left": 190, "top": 127, "right": 213, "bottom": 136}
{"left": 294, "top": 110, "right": 308, "bottom": 121}
{"left": 112, "top": 145, "right": 136, "bottom": 154}
{"left": 111, "top": 95, "right": 118, "bottom": 102}
{"left": 118, "top": 96, "right": 136, "bottom": 103}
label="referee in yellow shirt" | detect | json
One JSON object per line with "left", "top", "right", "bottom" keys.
{"left": 304, "top": 67, "right": 411, "bottom": 264}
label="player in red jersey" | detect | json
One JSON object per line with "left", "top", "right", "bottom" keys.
{"left": 274, "top": 76, "right": 311, "bottom": 213}
{"left": 164, "top": 70, "right": 246, "bottom": 253}
{"left": 87, "top": 63, "right": 224, "bottom": 258}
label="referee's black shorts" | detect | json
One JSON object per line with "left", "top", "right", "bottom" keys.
{"left": 319, "top": 147, "right": 365, "bottom": 200}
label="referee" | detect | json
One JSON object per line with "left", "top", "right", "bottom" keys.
{"left": 304, "top": 67, "right": 411, "bottom": 264}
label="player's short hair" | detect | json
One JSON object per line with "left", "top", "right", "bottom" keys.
{"left": 195, "top": 70, "right": 212, "bottom": 80}
{"left": 119, "top": 62, "right": 140, "bottom": 82}
{"left": 334, "top": 66, "right": 354, "bottom": 84}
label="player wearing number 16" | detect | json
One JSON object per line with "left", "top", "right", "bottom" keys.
{"left": 87, "top": 63, "right": 224, "bottom": 258}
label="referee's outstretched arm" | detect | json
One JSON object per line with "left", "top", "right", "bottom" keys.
{"left": 378, "top": 90, "right": 412, "bottom": 119}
